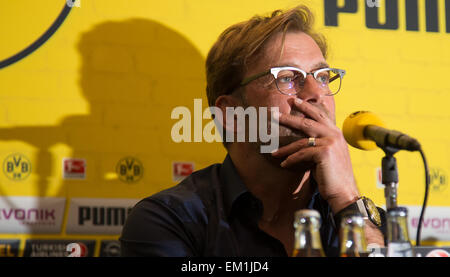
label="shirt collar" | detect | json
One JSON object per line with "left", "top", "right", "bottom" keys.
{"left": 219, "top": 154, "right": 325, "bottom": 220}
{"left": 306, "top": 177, "right": 320, "bottom": 209}
{"left": 219, "top": 154, "right": 249, "bottom": 219}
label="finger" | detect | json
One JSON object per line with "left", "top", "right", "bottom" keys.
{"left": 277, "top": 112, "right": 328, "bottom": 138}
{"left": 279, "top": 146, "right": 322, "bottom": 168}
{"left": 272, "top": 137, "right": 321, "bottom": 157}
{"left": 293, "top": 98, "right": 334, "bottom": 126}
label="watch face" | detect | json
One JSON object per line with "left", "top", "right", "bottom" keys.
{"left": 363, "top": 197, "right": 382, "bottom": 227}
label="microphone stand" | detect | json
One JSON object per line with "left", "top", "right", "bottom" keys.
{"left": 380, "top": 145, "right": 400, "bottom": 210}
{"left": 376, "top": 140, "right": 430, "bottom": 251}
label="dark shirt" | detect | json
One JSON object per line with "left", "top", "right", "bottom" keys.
{"left": 120, "top": 155, "right": 349, "bottom": 257}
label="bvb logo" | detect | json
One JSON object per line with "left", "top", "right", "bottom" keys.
{"left": 3, "top": 153, "right": 32, "bottom": 181}
{"left": 116, "top": 157, "right": 143, "bottom": 183}
{"left": 430, "top": 168, "right": 447, "bottom": 192}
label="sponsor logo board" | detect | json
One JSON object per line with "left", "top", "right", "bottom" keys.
{"left": 173, "top": 161, "right": 194, "bottom": 182}
{"left": 0, "top": 240, "right": 20, "bottom": 257}
{"left": 407, "top": 206, "right": 450, "bottom": 242}
{"left": 23, "top": 240, "right": 95, "bottom": 257}
{"left": 63, "top": 158, "right": 86, "bottom": 179}
{"left": 66, "top": 198, "right": 140, "bottom": 234}
{"left": 0, "top": 196, "right": 65, "bottom": 233}
{"left": 99, "top": 240, "right": 121, "bottom": 257}
{"left": 371, "top": 246, "right": 450, "bottom": 257}
{"left": 426, "top": 249, "right": 450, "bottom": 257}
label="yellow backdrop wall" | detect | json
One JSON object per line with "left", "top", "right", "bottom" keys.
{"left": 0, "top": 0, "right": 449, "bottom": 256}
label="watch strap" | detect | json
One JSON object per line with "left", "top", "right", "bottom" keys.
{"left": 333, "top": 197, "right": 383, "bottom": 229}
{"left": 333, "top": 198, "right": 366, "bottom": 229}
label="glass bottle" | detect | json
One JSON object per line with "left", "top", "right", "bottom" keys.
{"left": 292, "top": 209, "right": 325, "bottom": 257}
{"left": 339, "top": 211, "right": 368, "bottom": 257}
{"left": 386, "top": 206, "right": 415, "bottom": 257}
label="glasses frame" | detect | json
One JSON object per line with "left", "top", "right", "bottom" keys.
{"left": 240, "top": 66, "right": 346, "bottom": 96}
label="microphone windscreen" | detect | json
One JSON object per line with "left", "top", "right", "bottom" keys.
{"left": 342, "top": 111, "right": 386, "bottom": 150}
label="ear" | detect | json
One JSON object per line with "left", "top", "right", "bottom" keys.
{"left": 214, "top": 94, "right": 241, "bottom": 135}
{"left": 215, "top": 94, "right": 241, "bottom": 111}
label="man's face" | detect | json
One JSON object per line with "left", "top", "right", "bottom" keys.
{"left": 241, "top": 31, "right": 336, "bottom": 147}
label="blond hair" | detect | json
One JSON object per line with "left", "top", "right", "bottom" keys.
{"left": 206, "top": 5, "right": 328, "bottom": 107}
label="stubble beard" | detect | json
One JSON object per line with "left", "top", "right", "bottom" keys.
{"left": 239, "top": 97, "right": 334, "bottom": 170}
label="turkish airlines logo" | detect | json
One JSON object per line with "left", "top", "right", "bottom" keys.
{"left": 23, "top": 240, "right": 95, "bottom": 257}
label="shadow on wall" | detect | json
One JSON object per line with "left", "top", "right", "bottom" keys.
{"left": 0, "top": 18, "right": 214, "bottom": 219}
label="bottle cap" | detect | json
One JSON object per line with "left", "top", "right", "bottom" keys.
{"left": 294, "top": 209, "right": 321, "bottom": 219}
{"left": 387, "top": 206, "right": 408, "bottom": 217}
{"left": 341, "top": 212, "right": 365, "bottom": 227}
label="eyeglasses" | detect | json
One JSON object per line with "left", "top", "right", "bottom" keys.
{"left": 240, "top": 66, "right": 346, "bottom": 96}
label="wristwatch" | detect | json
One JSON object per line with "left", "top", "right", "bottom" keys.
{"left": 333, "top": 196, "right": 382, "bottom": 228}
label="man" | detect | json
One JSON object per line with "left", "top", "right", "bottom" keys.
{"left": 120, "top": 5, "right": 386, "bottom": 257}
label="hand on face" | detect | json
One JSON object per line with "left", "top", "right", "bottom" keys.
{"left": 239, "top": 31, "right": 359, "bottom": 213}
{"left": 271, "top": 97, "right": 360, "bottom": 213}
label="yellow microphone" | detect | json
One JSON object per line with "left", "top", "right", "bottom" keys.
{"left": 342, "top": 111, "right": 421, "bottom": 151}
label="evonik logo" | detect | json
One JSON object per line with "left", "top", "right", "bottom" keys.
{"left": 411, "top": 217, "right": 450, "bottom": 232}
{"left": 0, "top": 208, "right": 56, "bottom": 222}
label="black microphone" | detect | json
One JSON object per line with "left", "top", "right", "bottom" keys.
{"left": 342, "top": 111, "right": 421, "bottom": 151}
